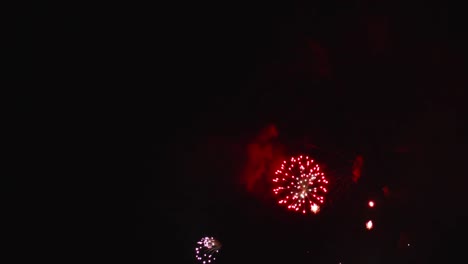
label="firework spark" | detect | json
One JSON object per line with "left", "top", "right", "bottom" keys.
{"left": 195, "top": 236, "right": 221, "bottom": 263}
{"left": 272, "top": 155, "right": 329, "bottom": 214}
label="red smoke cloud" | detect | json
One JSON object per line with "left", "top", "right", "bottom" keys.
{"left": 241, "top": 124, "right": 284, "bottom": 196}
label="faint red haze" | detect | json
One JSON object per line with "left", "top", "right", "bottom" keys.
{"left": 241, "top": 124, "right": 285, "bottom": 197}
{"left": 351, "top": 155, "right": 364, "bottom": 183}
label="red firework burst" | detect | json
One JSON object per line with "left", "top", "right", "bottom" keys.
{"left": 272, "top": 155, "right": 329, "bottom": 214}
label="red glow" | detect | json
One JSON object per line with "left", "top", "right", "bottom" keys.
{"left": 242, "top": 124, "right": 279, "bottom": 193}
{"left": 366, "top": 220, "right": 373, "bottom": 230}
{"left": 382, "top": 186, "right": 390, "bottom": 197}
{"left": 368, "top": 201, "right": 374, "bottom": 207}
{"left": 351, "top": 155, "right": 364, "bottom": 183}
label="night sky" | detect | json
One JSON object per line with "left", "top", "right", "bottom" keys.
{"left": 13, "top": 1, "right": 467, "bottom": 263}
{"left": 136, "top": 0, "right": 467, "bottom": 263}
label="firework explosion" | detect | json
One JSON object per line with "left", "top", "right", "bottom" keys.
{"left": 195, "top": 236, "right": 221, "bottom": 263}
{"left": 272, "top": 155, "right": 329, "bottom": 214}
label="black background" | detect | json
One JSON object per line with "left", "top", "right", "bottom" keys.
{"left": 13, "top": 0, "right": 467, "bottom": 263}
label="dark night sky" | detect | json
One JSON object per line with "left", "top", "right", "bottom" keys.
{"left": 137, "top": 1, "right": 467, "bottom": 263}
{"left": 135, "top": 1, "right": 466, "bottom": 263}
{"left": 13, "top": 1, "right": 467, "bottom": 263}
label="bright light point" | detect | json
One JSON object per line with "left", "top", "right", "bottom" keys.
{"left": 366, "top": 220, "right": 373, "bottom": 230}
{"left": 368, "top": 201, "right": 374, "bottom": 207}
{"left": 408, "top": 243, "right": 410, "bottom": 247}
{"left": 311, "top": 204, "right": 319, "bottom": 213}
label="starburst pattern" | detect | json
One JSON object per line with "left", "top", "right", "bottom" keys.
{"left": 272, "top": 155, "right": 329, "bottom": 214}
{"left": 195, "top": 236, "right": 221, "bottom": 263}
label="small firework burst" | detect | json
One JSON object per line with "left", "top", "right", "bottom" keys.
{"left": 195, "top": 236, "right": 221, "bottom": 263}
{"left": 272, "top": 155, "right": 329, "bottom": 214}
